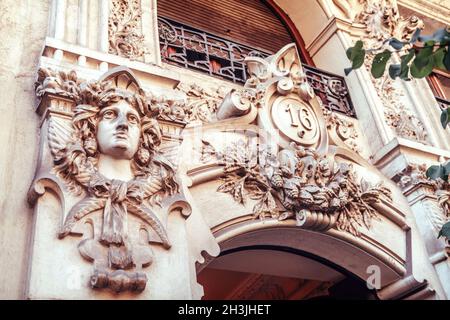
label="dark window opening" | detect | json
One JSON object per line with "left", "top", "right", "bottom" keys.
{"left": 428, "top": 71, "right": 450, "bottom": 111}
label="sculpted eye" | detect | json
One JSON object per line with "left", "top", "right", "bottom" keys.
{"left": 102, "top": 110, "right": 116, "bottom": 119}
{"left": 128, "top": 114, "right": 139, "bottom": 125}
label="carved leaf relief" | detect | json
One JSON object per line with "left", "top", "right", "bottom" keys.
{"left": 217, "top": 140, "right": 392, "bottom": 237}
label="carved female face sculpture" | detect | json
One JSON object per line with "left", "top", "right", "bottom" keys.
{"left": 97, "top": 99, "right": 141, "bottom": 160}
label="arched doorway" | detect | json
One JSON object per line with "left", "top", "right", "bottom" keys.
{"left": 198, "top": 246, "right": 378, "bottom": 300}
{"left": 195, "top": 221, "right": 399, "bottom": 300}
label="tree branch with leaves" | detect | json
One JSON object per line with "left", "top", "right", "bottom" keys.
{"left": 346, "top": 26, "right": 450, "bottom": 239}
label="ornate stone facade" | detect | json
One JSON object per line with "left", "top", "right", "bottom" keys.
{"left": 356, "top": 0, "right": 428, "bottom": 144}
{"left": 1, "top": 0, "right": 449, "bottom": 301}
{"left": 197, "top": 44, "right": 394, "bottom": 237}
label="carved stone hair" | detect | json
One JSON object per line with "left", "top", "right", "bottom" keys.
{"left": 73, "top": 89, "right": 161, "bottom": 168}
{"left": 71, "top": 70, "right": 163, "bottom": 174}
{"left": 41, "top": 67, "right": 178, "bottom": 196}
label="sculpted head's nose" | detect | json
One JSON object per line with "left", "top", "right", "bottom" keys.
{"left": 116, "top": 113, "right": 129, "bottom": 130}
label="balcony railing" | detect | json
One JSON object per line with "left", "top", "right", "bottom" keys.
{"left": 158, "top": 17, "right": 356, "bottom": 118}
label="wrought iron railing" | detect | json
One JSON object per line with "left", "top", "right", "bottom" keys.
{"left": 158, "top": 16, "right": 356, "bottom": 117}
{"left": 158, "top": 17, "right": 267, "bottom": 83}
{"left": 303, "top": 65, "right": 356, "bottom": 117}
{"left": 436, "top": 96, "right": 450, "bottom": 111}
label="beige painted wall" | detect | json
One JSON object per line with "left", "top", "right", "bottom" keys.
{"left": 0, "top": 0, "right": 50, "bottom": 299}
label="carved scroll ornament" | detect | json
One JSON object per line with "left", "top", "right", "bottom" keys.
{"left": 33, "top": 67, "right": 181, "bottom": 293}
{"left": 323, "top": 109, "right": 362, "bottom": 154}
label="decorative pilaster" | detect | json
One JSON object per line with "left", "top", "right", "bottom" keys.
{"left": 53, "top": 0, "right": 67, "bottom": 40}
{"left": 99, "top": 0, "right": 110, "bottom": 53}
{"left": 26, "top": 66, "right": 219, "bottom": 299}
{"left": 77, "top": 0, "right": 89, "bottom": 47}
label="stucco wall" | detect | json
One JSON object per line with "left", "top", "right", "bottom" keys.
{"left": 0, "top": 0, "right": 50, "bottom": 299}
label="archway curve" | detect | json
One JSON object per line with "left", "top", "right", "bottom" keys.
{"left": 265, "top": 0, "right": 314, "bottom": 65}
{"left": 196, "top": 217, "right": 405, "bottom": 296}
{"left": 215, "top": 245, "right": 379, "bottom": 299}
{"left": 156, "top": 0, "right": 314, "bottom": 64}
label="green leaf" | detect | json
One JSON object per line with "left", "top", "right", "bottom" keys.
{"left": 352, "top": 49, "right": 366, "bottom": 69}
{"left": 347, "top": 40, "right": 364, "bottom": 60}
{"left": 414, "top": 41, "right": 435, "bottom": 69}
{"left": 441, "top": 107, "right": 450, "bottom": 128}
{"left": 371, "top": 50, "right": 392, "bottom": 78}
{"left": 442, "top": 161, "right": 450, "bottom": 181}
{"left": 354, "top": 40, "right": 364, "bottom": 52}
{"left": 388, "top": 64, "right": 401, "bottom": 79}
{"left": 438, "top": 221, "right": 450, "bottom": 239}
{"left": 444, "top": 46, "right": 450, "bottom": 71}
{"left": 401, "top": 50, "right": 415, "bottom": 64}
{"left": 399, "top": 50, "right": 415, "bottom": 80}
{"left": 443, "top": 161, "right": 450, "bottom": 177}
{"left": 433, "top": 47, "right": 447, "bottom": 70}
{"left": 411, "top": 52, "right": 435, "bottom": 78}
{"left": 345, "top": 41, "right": 365, "bottom": 74}
{"left": 389, "top": 38, "right": 406, "bottom": 50}
{"left": 426, "top": 165, "right": 445, "bottom": 180}
{"left": 346, "top": 47, "right": 353, "bottom": 60}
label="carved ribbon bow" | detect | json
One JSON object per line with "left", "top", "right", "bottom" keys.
{"left": 100, "top": 179, "right": 129, "bottom": 245}
{"left": 58, "top": 174, "right": 171, "bottom": 249}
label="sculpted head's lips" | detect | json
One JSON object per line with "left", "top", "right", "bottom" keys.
{"left": 114, "top": 131, "right": 129, "bottom": 140}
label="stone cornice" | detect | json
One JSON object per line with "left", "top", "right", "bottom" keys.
{"left": 371, "top": 137, "right": 450, "bottom": 179}
{"left": 41, "top": 37, "right": 180, "bottom": 90}
{"left": 398, "top": 0, "right": 450, "bottom": 25}
{"left": 306, "top": 17, "right": 367, "bottom": 57}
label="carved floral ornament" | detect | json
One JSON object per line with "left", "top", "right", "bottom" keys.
{"left": 32, "top": 67, "right": 185, "bottom": 293}
{"left": 211, "top": 140, "right": 392, "bottom": 237}
{"left": 109, "top": 0, "right": 147, "bottom": 60}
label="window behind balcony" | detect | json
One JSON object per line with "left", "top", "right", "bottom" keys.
{"left": 156, "top": 0, "right": 356, "bottom": 117}
{"left": 157, "top": 0, "right": 295, "bottom": 54}
{"left": 157, "top": 0, "right": 300, "bottom": 84}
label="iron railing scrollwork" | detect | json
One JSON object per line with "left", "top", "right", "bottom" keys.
{"left": 436, "top": 96, "right": 450, "bottom": 111}
{"left": 158, "top": 17, "right": 356, "bottom": 118}
{"left": 158, "top": 17, "right": 266, "bottom": 84}
{"left": 303, "top": 65, "right": 356, "bottom": 117}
